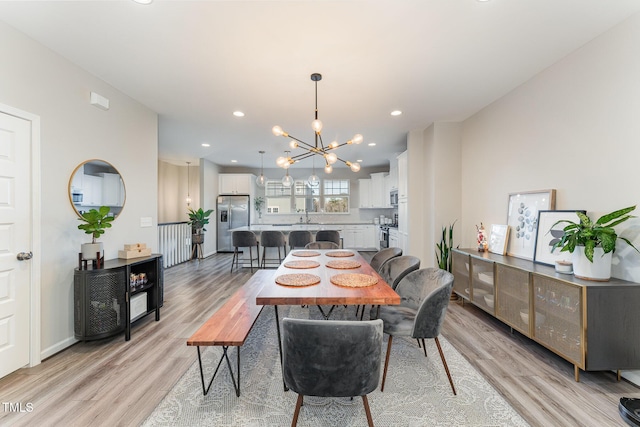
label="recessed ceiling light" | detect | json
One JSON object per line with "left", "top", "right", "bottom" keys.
{"left": 368, "top": 143, "right": 376, "bottom": 147}
{"left": 132, "top": 0, "right": 153, "bottom": 4}
{"left": 357, "top": 160, "right": 363, "bottom": 163}
{"left": 390, "top": 110, "right": 402, "bottom": 116}
{"left": 231, "top": 160, "right": 238, "bottom": 163}
{"left": 233, "top": 111, "right": 245, "bottom": 117}
{"left": 476, "top": 0, "right": 490, "bottom": 2}
{"left": 201, "top": 143, "right": 210, "bottom": 147}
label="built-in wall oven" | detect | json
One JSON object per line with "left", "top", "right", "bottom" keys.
{"left": 379, "top": 225, "right": 389, "bottom": 249}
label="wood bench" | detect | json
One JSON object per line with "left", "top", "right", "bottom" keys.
{"left": 186, "top": 270, "right": 272, "bottom": 396}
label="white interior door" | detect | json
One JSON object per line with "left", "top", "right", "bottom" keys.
{"left": 0, "top": 111, "right": 32, "bottom": 378}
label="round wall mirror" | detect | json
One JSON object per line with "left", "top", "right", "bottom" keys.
{"left": 69, "top": 159, "right": 126, "bottom": 218}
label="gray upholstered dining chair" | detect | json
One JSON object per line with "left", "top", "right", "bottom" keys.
{"left": 305, "top": 241, "right": 339, "bottom": 250}
{"left": 362, "top": 255, "right": 421, "bottom": 320}
{"left": 315, "top": 230, "right": 341, "bottom": 247}
{"left": 369, "top": 247, "right": 402, "bottom": 272}
{"left": 282, "top": 318, "right": 383, "bottom": 427}
{"left": 260, "top": 230, "right": 287, "bottom": 268}
{"left": 230, "top": 230, "right": 259, "bottom": 273}
{"left": 377, "top": 268, "right": 456, "bottom": 395}
{"left": 288, "top": 230, "right": 313, "bottom": 251}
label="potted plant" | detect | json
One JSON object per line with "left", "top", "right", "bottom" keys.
{"left": 77, "top": 206, "right": 114, "bottom": 260}
{"left": 254, "top": 196, "right": 265, "bottom": 221}
{"left": 188, "top": 208, "right": 214, "bottom": 244}
{"left": 551, "top": 205, "right": 639, "bottom": 281}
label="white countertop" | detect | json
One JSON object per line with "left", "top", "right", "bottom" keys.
{"left": 231, "top": 223, "right": 374, "bottom": 232}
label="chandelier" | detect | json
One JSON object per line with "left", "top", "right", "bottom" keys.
{"left": 272, "top": 73, "right": 363, "bottom": 174}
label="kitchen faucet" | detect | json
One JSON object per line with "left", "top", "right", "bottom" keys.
{"left": 305, "top": 210, "right": 310, "bottom": 223}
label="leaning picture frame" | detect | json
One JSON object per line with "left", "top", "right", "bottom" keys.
{"left": 533, "top": 210, "right": 586, "bottom": 266}
{"left": 488, "top": 224, "right": 510, "bottom": 255}
{"left": 506, "top": 189, "right": 556, "bottom": 260}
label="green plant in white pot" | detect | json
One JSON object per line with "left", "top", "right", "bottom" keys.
{"left": 551, "top": 205, "right": 639, "bottom": 281}
{"left": 77, "top": 206, "right": 114, "bottom": 260}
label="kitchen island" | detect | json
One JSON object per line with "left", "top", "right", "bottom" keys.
{"left": 229, "top": 223, "right": 379, "bottom": 267}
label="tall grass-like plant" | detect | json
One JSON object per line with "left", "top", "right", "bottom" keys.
{"left": 436, "top": 221, "right": 457, "bottom": 272}
{"left": 551, "top": 205, "right": 639, "bottom": 262}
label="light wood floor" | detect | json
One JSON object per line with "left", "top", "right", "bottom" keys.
{"left": 0, "top": 253, "right": 638, "bottom": 426}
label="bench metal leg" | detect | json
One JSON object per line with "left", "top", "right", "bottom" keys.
{"left": 196, "top": 345, "right": 241, "bottom": 397}
{"left": 316, "top": 305, "right": 337, "bottom": 320}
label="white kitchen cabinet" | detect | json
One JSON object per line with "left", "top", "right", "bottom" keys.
{"left": 341, "top": 225, "right": 376, "bottom": 249}
{"left": 388, "top": 157, "right": 398, "bottom": 191}
{"left": 358, "top": 179, "right": 371, "bottom": 208}
{"left": 389, "top": 228, "right": 400, "bottom": 249}
{"left": 81, "top": 174, "right": 102, "bottom": 206}
{"left": 397, "top": 151, "right": 408, "bottom": 200}
{"left": 219, "top": 174, "right": 255, "bottom": 194}
{"left": 398, "top": 198, "right": 408, "bottom": 253}
{"left": 100, "top": 173, "right": 124, "bottom": 206}
{"left": 369, "top": 173, "right": 387, "bottom": 208}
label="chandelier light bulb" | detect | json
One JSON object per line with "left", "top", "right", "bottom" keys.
{"left": 329, "top": 141, "right": 339, "bottom": 149}
{"left": 283, "top": 161, "right": 291, "bottom": 169}
{"left": 349, "top": 162, "right": 361, "bottom": 172}
{"left": 311, "top": 119, "right": 323, "bottom": 133}
{"left": 325, "top": 152, "right": 337, "bottom": 164}
{"left": 289, "top": 140, "right": 298, "bottom": 149}
{"left": 276, "top": 156, "right": 287, "bottom": 167}
{"left": 324, "top": 164, "right": 333, "bottom": 174}
{"left": 272, "top": 125, "right": 284, "bottom": 137}
{"left": 352, "top": 134, "right": 364, "bottom": 145}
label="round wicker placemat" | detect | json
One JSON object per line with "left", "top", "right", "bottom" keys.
{"left": 325, "top": 250, "right": 355, "bottom": 258}
{"left": 326, "top": 259, "right": 361, "bottom": 269}
{"left": 330, "top": 273, "right": 378, "bottom": 288}
{"left": 291, "top": 250, "right": 321, "bottom": 257}
{"left": 275, "top": 273, "right": 321, "bottom": 287}
{"left": 283, "top": 260, "right": 321, "bottom": 269}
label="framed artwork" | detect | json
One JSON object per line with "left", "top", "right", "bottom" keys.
{"left": 506, "top": 189, "right": 556, "bottom": 260}
{"left": 533, "top": 210, "right": 586, "bottom": 266}
{"left": 488, "top": 224, "right": 510, "bottom": 255}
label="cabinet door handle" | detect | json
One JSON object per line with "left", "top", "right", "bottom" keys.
{"left": 17, "top": 251, "right": 33, "bottom": 261}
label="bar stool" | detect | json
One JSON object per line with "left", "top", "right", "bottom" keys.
{"left": 315, "top": 230, "right": 341, "bottom": 247}
{"left": 260, "top": 230, "right": 287, "bottom": 268}
{"left": 230, "top": 230, "right": 259, "bottom": 273}
{"left": 288, "top": 230, "right": 313, "bottom": 251}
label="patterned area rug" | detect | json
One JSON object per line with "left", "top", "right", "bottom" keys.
{"left": 143, "top": 305, "right": 529, "bottom": 427}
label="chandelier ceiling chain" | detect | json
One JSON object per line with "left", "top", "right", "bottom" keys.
{"left": 272, "top": 73, "right": 363, "bottom": 173}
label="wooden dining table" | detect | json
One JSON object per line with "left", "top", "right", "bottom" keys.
{"left": 255, "top": 248, "right": 401, "bottom": 390}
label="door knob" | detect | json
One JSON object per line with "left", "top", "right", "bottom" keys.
{"left": 17, "top": 251, "right": 33, "bottom": 261}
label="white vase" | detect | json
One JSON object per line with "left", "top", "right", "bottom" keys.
{"left": 572, "top": 246, "right": 612, "bottom": 281}
{"left": 81, "top": 242, "right": 104, "bottom": 260}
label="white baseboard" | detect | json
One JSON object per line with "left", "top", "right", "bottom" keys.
{"left": 41, "top": 336, "right": 77, "bottom": 360}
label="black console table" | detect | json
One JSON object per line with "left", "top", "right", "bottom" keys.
{"left": 74, "top": 254, "right": 163, "bottom": 341}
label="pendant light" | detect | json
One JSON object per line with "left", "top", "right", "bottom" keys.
{"left": 256, "top": 150, "right": 267, "bottom": 187}
{"left": 281, "top": 151, "right": 294, "bottom": 188}
{"left": 185, "top": 161, "right": 192, "bottom": 206}
{"left": 308, "top": 156, "right": 319, "bottom": 187}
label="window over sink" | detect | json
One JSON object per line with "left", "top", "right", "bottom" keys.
{"left": 264, "top": 178, "right": 350, "bottom": 214}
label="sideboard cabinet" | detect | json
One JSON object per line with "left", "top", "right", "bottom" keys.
{"left": 452, "top": 248, "right": 640, "bottom": 381}
{"left": 74, "top": 254, "right": 163, "bottom": 341}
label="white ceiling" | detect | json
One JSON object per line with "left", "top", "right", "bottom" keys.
{"left": 2, "top": 0, "right": 639, "bottom": 170}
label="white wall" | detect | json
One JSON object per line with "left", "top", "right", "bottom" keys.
{"left": 158, "top": 161, "right": 200, "bottom": 223}
{"left": 458, "top": 12, "right": 640, "bottom": 384}
{"left": 0, "top": 22, "right": 158, "bottom": 358}
{"left": 201, "top": 158, "right": 220, "bottom": 257}
{"left": 460, "top": 12, "right": 640, "bottom": 283}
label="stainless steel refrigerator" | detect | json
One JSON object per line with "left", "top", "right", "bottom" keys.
{"left": 216, "top": 195, "right": 250, "bottom": 252}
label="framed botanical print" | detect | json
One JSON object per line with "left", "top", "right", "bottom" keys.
{"left": 533, "top": 210, "right": 586, "bottom": 266}
{"left": 506, "top": 189, "right": 556, "bottom": 260}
